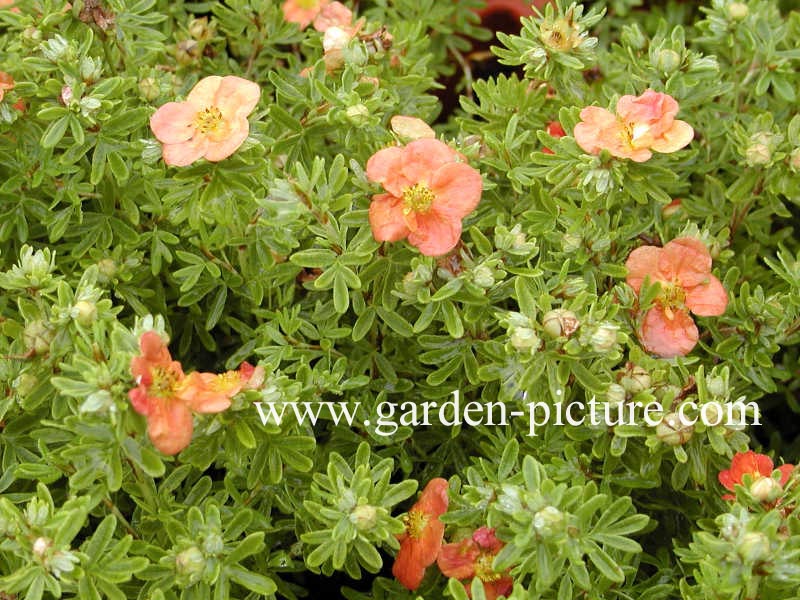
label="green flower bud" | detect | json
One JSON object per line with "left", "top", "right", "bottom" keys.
{"left": 97, "top": 258, "right": 118, "bottom": 282}
{"left": 22, "top": 27, "right": 43, "bottom": 45}
{"left": 561, "top": 232, "right": 582, "bottom": 253}
{"left": 706, "top": 375, "right": 727, "bottom": 398}
{"left": 590, "top": 323, "right": 619, "bottom": 352}
{"left": 620, "top": 24, "right": 647, "bottom": 50}
{"left": 727, "top": 2, "right": 749, "bottom": 20}
{"left": 175, "top": 546, "right": 206, "bottom": 585}
{"left": 24, "top": 320, "right": 54, "bottom": 356}
{"left": 139, "top": 77, "right": 161, "bottom": 101}
{"left": 176, "top": 40, "right": 200, "bottom": 65}
{"left": 472, "top": 265, "right": 495, "bottom": 288}
{"left": 607, "top": 383, "right": 627, "bottom": 405}
{"left": 350, "top": 504, "right": 379, "bottom": 531}
{"left": 345, "top": 104, "right": 370, "bottom": 126}
{"left": 189, "top": 17, "right": 214, "bottom": 41}
{"left": 32, "top": 536, "right": 52, "bottom": 559}
{"left": 749, "top": 477, "right": 782, "bottom": 503}
{"left": 533, "top": 506, "right": 565, "bottom": 537}
{"left": 737, "top": 531, "right": 771, "bottom": 563}
{"left": 13, "top": 372, "right": 38, "bottom": 397}
{"left": 73, "top": 300, "right": 98, "bottom": 326}
{"left": 655, "top": 412, "right": 693, "bottom": 446}
{"left": 510, "top": 327, "right": 540, "bottom": 351}
{"left": 620, "top": 364, "right": 651, "bottom": 395}
{"left": 542, "top": 309, "right": 579, "bottom": 339}
{"left": 745, "top": 143, "right": 771, "bottom": 166}
{"left": 654, "top": 49, "right": 681, "bottom": 74}
{"left": 202, "top": 533, "right": 224, "bottom": 556}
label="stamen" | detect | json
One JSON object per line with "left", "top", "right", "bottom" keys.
{"left": 402, "top": 183, "right": 435, "bottom": 214}
{"left": 474, "top": 553, "right": 502, "bottom": 583}
{"left": 194, "top": 106, "right": 224, "bottom": 134}
{"left": 403, "top": 510, "right": 429, "bottom": 539}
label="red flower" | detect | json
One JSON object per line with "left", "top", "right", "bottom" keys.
{"left": 625, "top": 237, "right": 728, "bottom": 357}
{"left": 393, "top": 478, "right": 449, "bottom": 590}
{"left": 718, "top": 451, "right": 794, "bottom": 501}
{"left": 438, "top": 527, "right": 513, "bottom": 600}
{"left": 366, "top": 139, "right": 482, "bottom": 256}
{"left": 128, "top": 331, "right": 238, "bottom": 455}
{"left": 542, "top": 120, "right": 565, "bottom": 154}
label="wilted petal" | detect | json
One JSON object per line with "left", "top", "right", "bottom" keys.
{"left": 686, "top": 275, "right": 728, "bottom": 316}
{"left": 639, "top": 306, "right": 699, "bottom": 358}
{"left": 313, "top": 0, "right": 352, "bottom": 31}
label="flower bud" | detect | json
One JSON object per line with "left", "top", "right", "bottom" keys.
{"left": 472, "top": 265, "right": 495, "bottom": 288}
{"left": 533, "top": 506, "right": 565, "bottom": 537}
{"left": 749, "top": 477, "right": 782, "bottom": 503}
{"left": 323, "top": 26, "right": 351, "bottom": 53}
{"left": 620, "top": 24, "right": 646, "bottom": 50}
{"left": 73, "top": 300, "right": 98, "bottom": 326}
{"left": 175, "top": 40, "right": 200, "bottom": 65}
{"left": 606, "top": 383, "right": 627, "bottom": 405}
{"left": 24, "top": 320, "right": 54, "bottom": 355}
{"left": 655, "top": 412, "right": 693, "bottom": 445}
{"left": 345, "top": 103, "right": 369, "bottom": 126}
{"left": 542, "top": 309, "right": 579, "bottom": 339}
{"left": 202, "top": 532, "right": 224, "bottom": 556}
{"left": 175, "top": 546, "right": 205, "bottom": 584}
{"left": 60, "top": 85, "right": 73, "bottom": 106}
{"left": 22, "top": 27, "right": 43, "bottom": 45}
{"left": 789, "top": 148, "right": 800, "bottom": 173}
{"left": 97, "top": 258, "right": 118, "bottom": 282}
{"left": 390, "top": 115, "right": 435, "bottom": 141}
{"left": 510, "top": 327, "right": 540, "bottom": 351}
{"left": 705, "top": 375, "right": 727, "bottom": 398}
{"left": 654, "top": 49, "right": 681, "bottom": 74}
{"left": 737, "top": 532, "right": 770, "bottom": 563}
{"left": 13, "top": 372, "right": 38, "bottom": 397}
{"left": 727, "top": 2, "right": 749, "bottom": 20}
{"left": 561, "top": 232, "right": 582, "bottom": 253}
{"left": 189, "top": 17, "right": 213, "bottom": 41}
{"left": 139, "top": 77, "right": 160, "bottom": 101}
{"left": 661, "top": 198, "right": 683, "bottom": 218}
{"left": 620, "top": 364, "right": 651, "bottom": 395}
{"left": 745, "top": 143, "right": 771, "bottom": 166}
{"left": 590, "top": 323, "right": 619, "bottom": 352}
{"left": 32, "top": 537, "right": 52, "bottom": 559}
{"left": 350, "top": 504, "right": 378, "bottom": 531}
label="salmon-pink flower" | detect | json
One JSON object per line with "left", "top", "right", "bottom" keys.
{"left": 366, "top": 139, "right": 482, "bottom": 256}
{"left": 393, "top": 478, "right": 449, "bottom": 590}
{"left": 149, "top": 75, "right": 260, "bottom": 167}
{"left": 574, "top": 89, "right": 694, "bottom": 162}
{"left": 128, "top": 331, "right": 235, "bottom": 455}
{"left": 0, "top": 0, "right": 19, "bottom": 13}
{"left": 282, "top": 0, "right": 330, "bottom": 29}
{"left": 313, "top": 1, "right": 352, "bottom": 31}
{"left": 625, "top": 237, "right": 728, "bottom": 358}
{"left": 0, "top": 72, "right": 14, "bottom": 102}
{"left": 542, "top": 120, "right": 565, "bottom": 154}
{"left": 719, "top": 451, "right": 794, "bottom": 501}
{"left": 438, "top": 527, "right": 514, "bottom": 600}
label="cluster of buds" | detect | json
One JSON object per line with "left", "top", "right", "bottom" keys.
{"left": 31, "top": 536, "right": 80, "bottom": 579}
{"left": 541, "top": 308, "right": 580, "bottom": 339}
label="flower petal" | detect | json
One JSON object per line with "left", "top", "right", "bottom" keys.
{"left": 147, "top": 400, "right": 194, "bottom": 455}
{"left": 214, "top": 76, "right": 261, "bottom": 121}
{"left": 437, "top": 538, "right": 479, "bottom": 580}
{"left": 162, "top": 137, "right": 209, "bottom": 167}
{"left": 625, "top": 245, "right": 663, "bottom": 293}
{"left": 407, "top": 210, "right": 462, "bottom": 256}
{"left": 659, "top": 237, "right": 712, "bottom": 287}
{"left": 685, "top": 275, "right": 728, "bottom": 316}
{"left": 430, "top": 162, "right": 482, "bottom": 220}
{"left": 186, "top": 75, "right": 223, "bottom": 110}
{"left": 150, "top": 102, "right": 197, "bottom": 144}
{"left": 366, "top": 146, "right": 405, "bottom": 196}
{"left": 392, "top": 539, "right": 429, "bottom": 591}
{"left": 639, "top": 306, "right": 699, "bottom": 358}
{"left": 203, "top": 119, "right": 250, "bottom": 162}
{"left": 778, "top": 463, "right": 795, "bottom": 486}
{"left": 400, "top": 138, "right": 459, "bottom": 185}
{"left": 651, "top": 119, "right": 694, "bottom": 154}
{"left": 178, "top": 372, "right": 234, "bottom": 413}
{"left": 368, "top": 193, "right": 411, "bottom": 243}
{"left": 574, "top": 106, "right": 618, "bottom": 155}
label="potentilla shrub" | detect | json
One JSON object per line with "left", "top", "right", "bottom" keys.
{"left": 1, "top": 0, "right": 800, "bottom": 598}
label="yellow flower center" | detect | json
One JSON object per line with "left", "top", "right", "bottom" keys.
{"left": 149, "top": 366, "right": 180, "bottom": 399}
{"left": 403, "top": 510, "right": 429, "bottom": 539}
{"left": 296, "top": 0, "right": 318, "bottom": 8}
{"left": 658, "top": 281, "right": 687, "bottom": 319}
{"left": 473, "top": 553, "right": 502, "bottom": 583}
{"left": 194, "top": 106, "right": 224, "bottom": 134}
{"left": 402, "top": 183, "right": 435, "bottom": 215}
{"left": 211, "top": 371, "right": 241, "bottom": 394}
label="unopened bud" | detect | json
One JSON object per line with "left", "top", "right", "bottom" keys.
{"left": 175, "top": 546, "right": 205, "bottom": 583}
{"left": 620, "top": 364, "right": 651, "bottom": 395}
{"left": 472, "top": 265, "right": 495, "bottom": 288}
{"left": 175, "top": 40, "right": 200, "bottom": 65}
{"left": 738, "top": 532, "right": 770, "bottom": 563}
{"left": 390, "top": 115, "right": 435, "bottom": 141}
{"left": 33, "top": 537, "right": 51, "bottom": 559}
{"left": 533, "top": 506, "right": 565, "bottom": 537}
{"left": 661, "top": 198, "right": 683, "bottom": 218}
{"left": 202, "top": 533, "right": 224, "bottom": 556}
{"left": 139, "top": 77, "right": 160, "bottom": 101}
{"left": 13, "top": 372, "right": 38, "bottom": 396}
{"left": 606, "top": 383, "right": 627, "bottom": 405}
{"left": 590, "top": 323, "right": 619, "bottom": 352}
{"left": 542, "top": 309, "right": 579, "bottom": 339}
{"left": 654, "top": 49, "right": 681, "bottom": 73}
{"left": 189, "top": 17, "right": 212, "bottom": 41}
{"left": 60, "top": 85, "right": 73, "bottom": 106}
{"left": 323, "top": 26, "right": 351, "bottom": 53}
{"left": 749, "top": 477, "right": 782, "bottom": 503}
{"left": 73, "top": 300, "right": 97, "bottom": 326}
{"left": 706, "top": 375, "right": 727, "bottom": 398}
{"left": 350, "top": 504, "right": 378, "bottom": 531}
{"left": 345, "top": 103, "right": 369, "bottom": 126}
{"left": 561, "top": 233, "right": 582, "bottom": 253}
{"left": 745, "top": 143, "right": 771, "bottom": 166}
{"left": 510, "top": 327, "right": 540, "bottom": 351}
{"left": 655, "top": 412, "right": 693, "bottom": 445}
{"left": 24, "top": 320, "right": 54, "bottom": 355}
{"left": 97, "top": 258, "right": 118, "bottom": 282}
{"left": 728, "top": 2, "right": 749, "bottom": 20}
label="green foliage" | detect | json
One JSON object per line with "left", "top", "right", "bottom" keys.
{"left": 1, "top": 0, "right": 800, "bottom": 599}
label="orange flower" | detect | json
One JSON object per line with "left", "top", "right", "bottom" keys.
{"left": 542, "top": 120, "right": 565, "bottom": 154}
{"left": 438, "top": 527, "right": 513, "bottom": 600}
{"left": 282, "top": 0, "right": 330, "bottom": 29}
{"left": 625, "top": 237, "right": 728, "bottom": 358}
{"left": 574, "top": 89, "right": 694, "bottom": 162}
{"left": 366, "top": 139, "right": 482, "bottom": 256}
{"left": 128, "top": 331, "right": 235, "bottom": 455}
{"left": 0, "top": 0, "right": 19, "bottom": 13}
{"left": 719, "top": 451, "right": 794, "bottom": 501}
{"left": 0, "top": 72, "right": 14, "bottom": 102}
{"left": 149, "top": 75, "right": 260, "bottom": 167}
{"left": 393, "top": 478, "right": 449, "bottom": 590}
